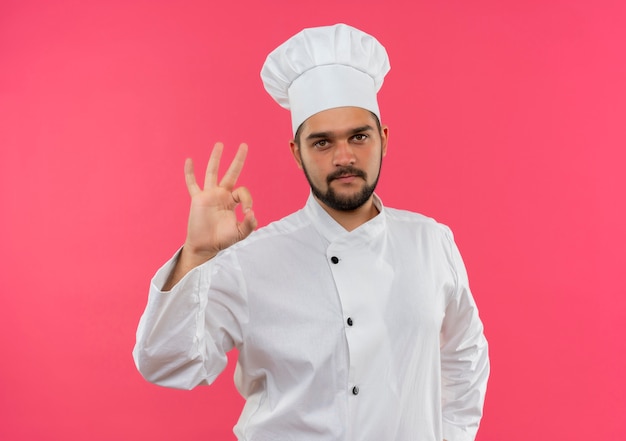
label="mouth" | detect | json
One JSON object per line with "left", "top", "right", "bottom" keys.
{"left": 333, "top": 174, "right": 358, "bottom": 183}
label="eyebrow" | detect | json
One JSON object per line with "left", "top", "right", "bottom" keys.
{"left": 305, "top": 125, "right": 375, "bottom": 141}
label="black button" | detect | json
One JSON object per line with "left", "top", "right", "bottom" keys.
{"left": 347, "top": 317, "right": 353, "bottom": 326}
{"left": 330, "top": 256, "right": 339, "bottom": 264}
{"left": 352, "top": 386, "right": 359, "bottom": 395}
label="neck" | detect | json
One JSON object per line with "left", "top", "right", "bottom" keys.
{"left": 314, "top": 195, "right": 380, "bottom": 232}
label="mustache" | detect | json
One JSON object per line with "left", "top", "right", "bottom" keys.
{"left": 327, "top": 167, "right": 367, "bottom": 184}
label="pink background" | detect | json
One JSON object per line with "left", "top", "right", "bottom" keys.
{"left": 2, "top": 0, "right": 625, "bottom": 439}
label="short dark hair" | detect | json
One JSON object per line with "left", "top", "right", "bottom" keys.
{"left": 293, "top": 111, "right": 382, "bottom": 148}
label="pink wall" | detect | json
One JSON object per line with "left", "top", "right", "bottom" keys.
{"left": 2, "top": 1, "right": 625, "bottom": 439}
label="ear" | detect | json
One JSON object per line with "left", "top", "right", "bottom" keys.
{"left": 289, "top": 140, "right": 303, "bottom": 169}
{"left": 380, "top": 125, "right": 389, "bottom": 157}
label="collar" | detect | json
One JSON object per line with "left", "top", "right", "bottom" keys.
{"left": 303, "top": 191, "right": 386, "bottom": 246}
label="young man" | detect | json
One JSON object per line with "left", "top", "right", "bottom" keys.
{"left": 134, "top": 24, "right": 489, "bottom": 441}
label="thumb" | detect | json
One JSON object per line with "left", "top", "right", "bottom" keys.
{"left": 238, "top": 209, "right": 257, "bottom": 240}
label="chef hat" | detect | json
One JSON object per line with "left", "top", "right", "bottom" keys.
{"left": 261, "top": 23, "right": 391, "bottom": 135}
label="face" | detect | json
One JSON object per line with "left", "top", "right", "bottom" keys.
{"left": 290, "top": 107, "right": 388, "bottom": 212}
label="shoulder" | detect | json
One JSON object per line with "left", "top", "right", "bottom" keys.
{"left": 382, "top": 207, "right": 459, "bottom": 260}
{"left": 219, "top": 208, "right": 314, "bottom": 256}
{"left": 384, "top": 206, "right": 453, "bottom": 237}
{"left": 249, "top": 208, "right": 312, "bottom": 241}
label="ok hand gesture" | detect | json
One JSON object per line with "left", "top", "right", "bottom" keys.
{"left": 163, "top": 142, "right": 257, "bottom": 290}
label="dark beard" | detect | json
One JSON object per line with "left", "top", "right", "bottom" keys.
{"left": 302, "top": 163, "right": 381, "bottom": 212}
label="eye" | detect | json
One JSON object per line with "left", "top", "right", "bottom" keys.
{"left": 313, "top": 139, "right": 330, "bottom": 149}
{"left": 352, "top": 134, "right": 368, "bottom": 142}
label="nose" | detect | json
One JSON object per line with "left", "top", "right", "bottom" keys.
{"left": 333, "top": 140, "right": 356, "bottom": 166}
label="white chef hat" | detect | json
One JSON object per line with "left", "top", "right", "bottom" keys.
{"left": 261, "top": 23, "right": 391, "bottom": 135}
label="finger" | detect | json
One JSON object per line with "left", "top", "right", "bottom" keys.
{"left": 184, "top": 158, "right": 201, "bottom": 197}
{"left": 231, "top": 186, "right": 253, "bottom": 213}
{"left": 204, "top": 142, "right": 225, "bottom": 189}
{"left": 219, "top": 143, "right": 248, "bottom": 190}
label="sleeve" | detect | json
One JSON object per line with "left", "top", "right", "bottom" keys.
{"left": 132, "top": 249, "right": 247, "bottom": 390}
{"left": 440, "top": 229, "right": 490, "bottom": 441}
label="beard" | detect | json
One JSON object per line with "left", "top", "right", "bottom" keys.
{"left": 301, "top": 160, "right": 382, "bottom": 212}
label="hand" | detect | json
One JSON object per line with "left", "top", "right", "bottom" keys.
{"left": 162, "top": 142, "right": 257, "bottom": 290}
{"left": 184, "top": 142, "right": 257, "bottom": 259}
